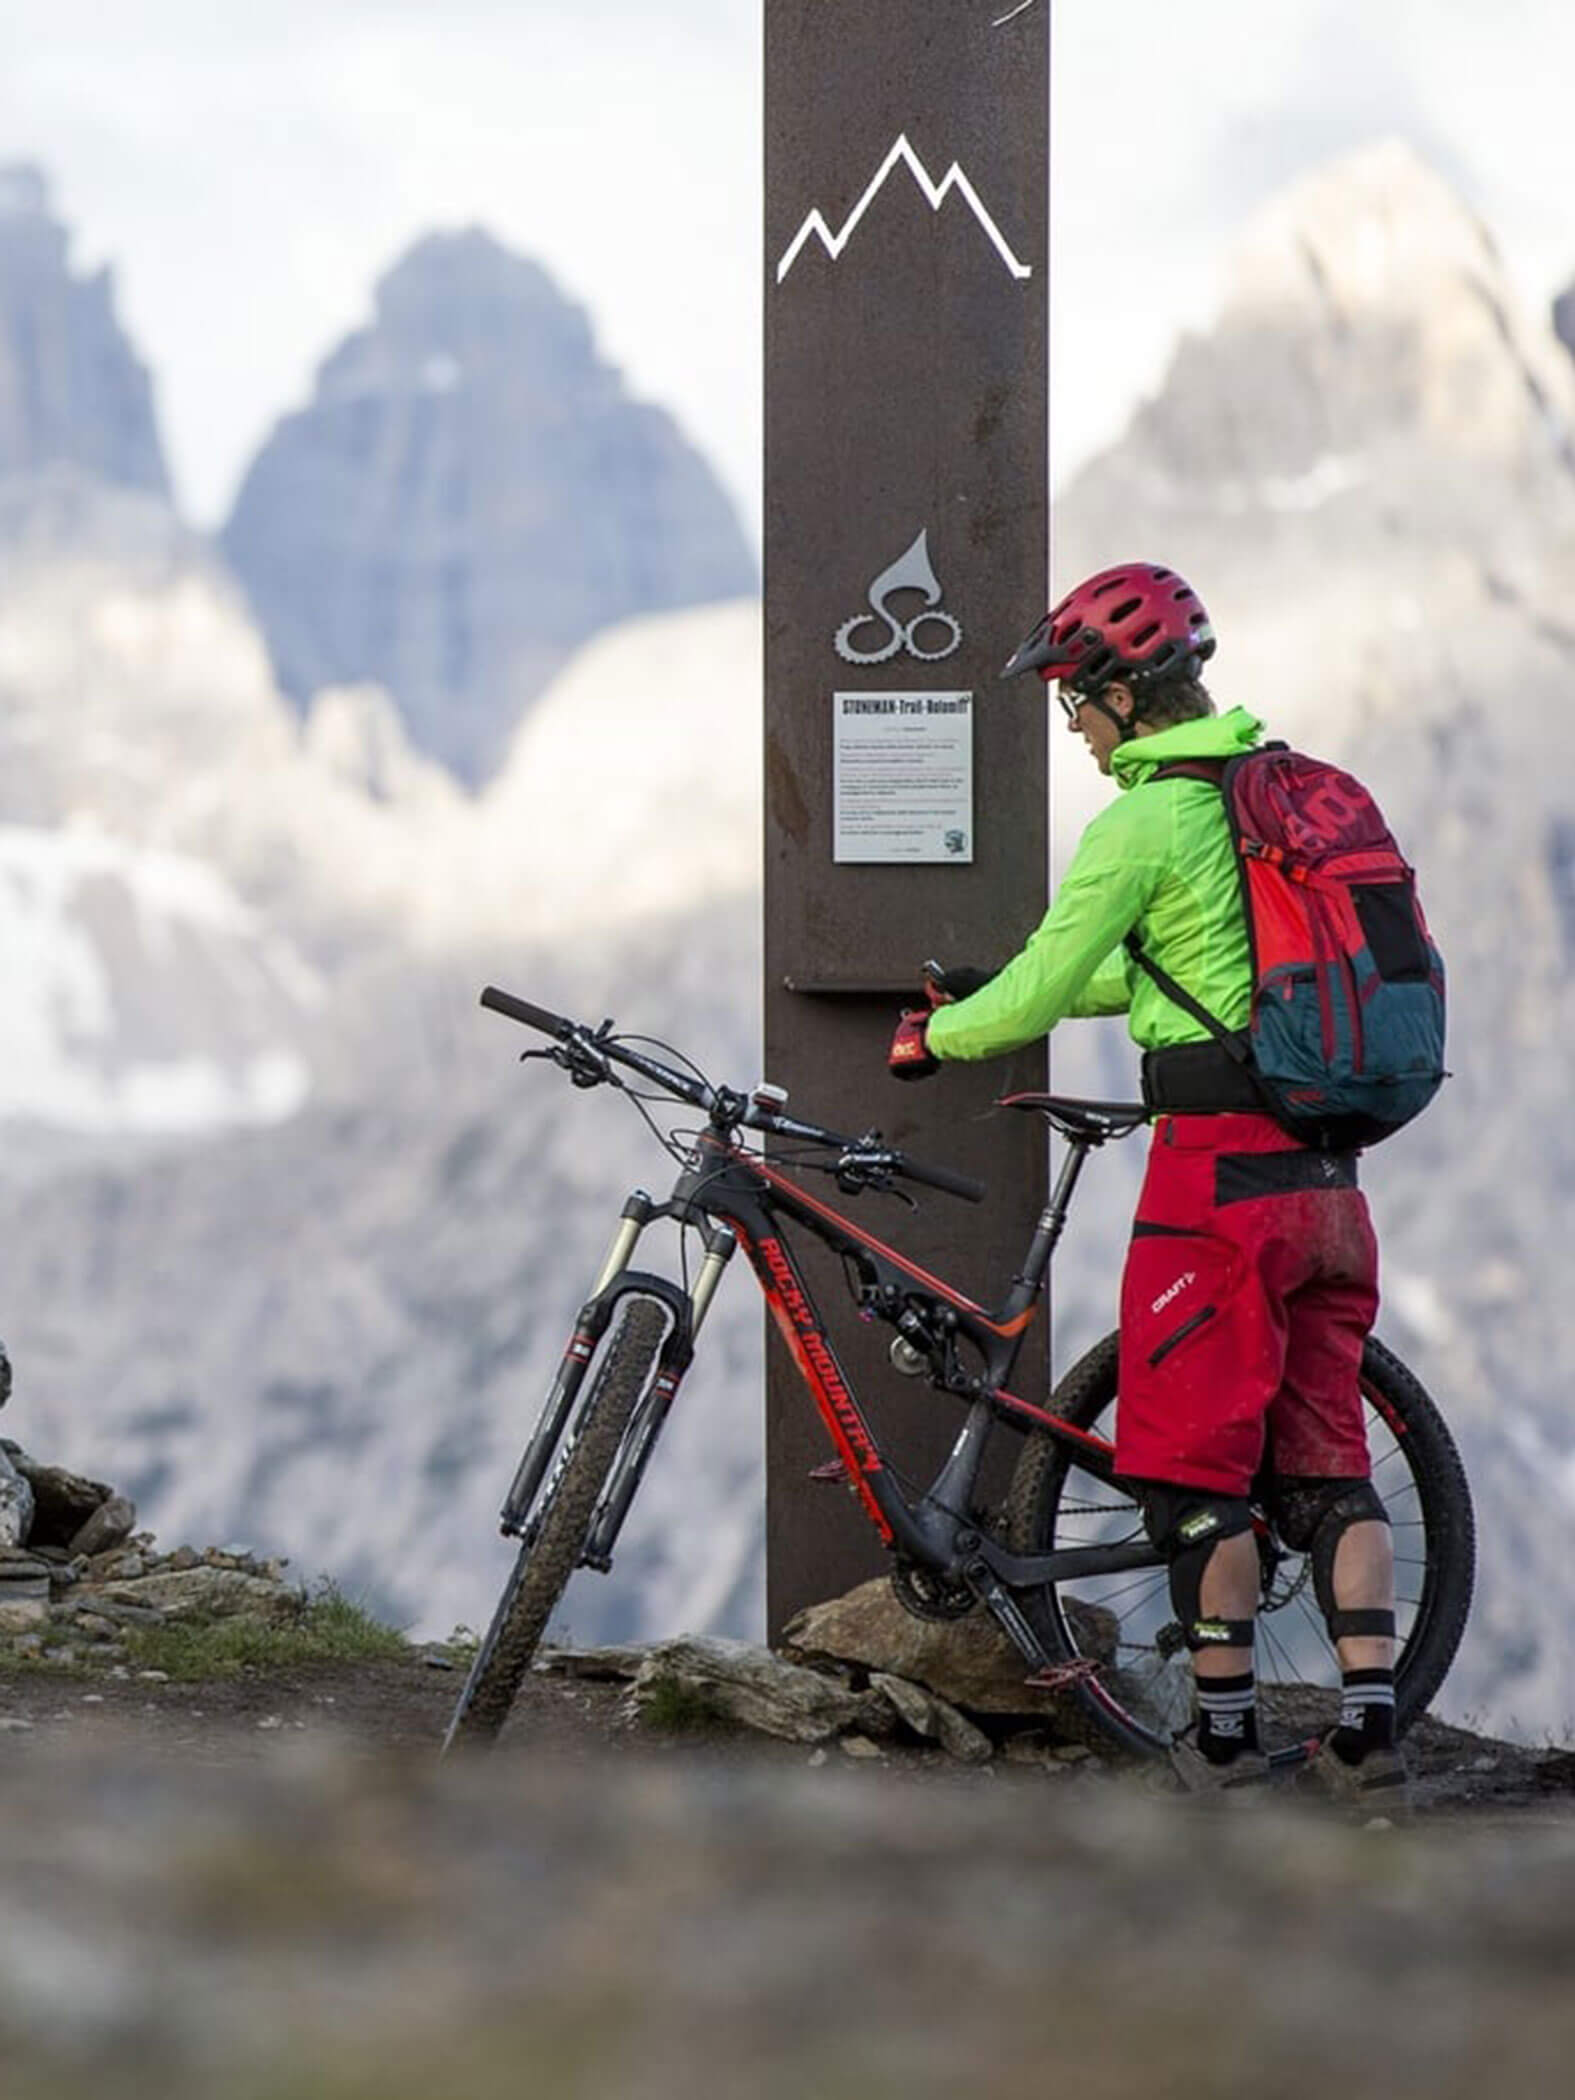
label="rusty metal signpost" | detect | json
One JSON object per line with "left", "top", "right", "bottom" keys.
{"left": 763, "top": 1, "right": 1051, "bottom": 1630}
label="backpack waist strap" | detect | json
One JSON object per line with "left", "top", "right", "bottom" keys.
{"left": 1141, "top": 1037, "right": 1265, "bottom": 1114}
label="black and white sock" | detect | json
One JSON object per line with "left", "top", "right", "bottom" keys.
{"left": 1328, "top": 1667, "right": 1395, "bottom": 1765}
{"left": 1196, "top": 1671, "right": 1260, "bottom": 1764}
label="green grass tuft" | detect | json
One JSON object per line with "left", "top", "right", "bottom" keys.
{"left": 121, "top": 1581, "right": 409, "bottom": 1681}
{"left": 636, "top": 1670, "right": 726, "bottom": 1734}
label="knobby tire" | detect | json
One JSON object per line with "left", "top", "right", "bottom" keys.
{"left": 1003, "top": 1329, "right": 1475, "bottom": 1759}
{"left": 443, "top": 1298, "right": 668, "bottom": 1752}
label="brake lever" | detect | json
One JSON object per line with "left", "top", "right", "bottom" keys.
{"left": 835, "top": 1150, "right": 917, "bottom": 1209}
{"left": 537, "top": 1031, "right": 614, "bottom": 1089}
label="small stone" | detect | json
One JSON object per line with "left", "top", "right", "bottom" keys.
{"left": 99, "top": 1567, "right": 292, "bottom": 1624}
{"left": 256, "top": 1715, "right": 284, "bottom": 1730}
{"left": 839, "top": 1734, "right": 885, "bottom": 1760}
{"left": 1468, "top": 1755, "right": 1498, "bottom": 1774}
{"left": 80, "top": 1693, "right": 104, "bottom": 1705}
{"left": 136, "top": 1670, "right": 170, "bottom": 1683}
{"left": 65, "top": 1495, "right": 137, "bottom": 1561}
{"left": 870, "top": 1670, "right": 993, "bottom": 1765}
{"left": 808, "top": 1748, "right": 828, "bottom": 1767}
{"left": 1053, "top": 1744, "right": 1092, "bottom": 1764}
{"left": 421, "top": 1649, "right": 456, "bottom": 1671}
{"left": 0, "top": 1717, "right": 34, "bottom": 1731}
{"left": 0, "top": 1446, "right": 35, "bottom": 1549}
{"left": 88, "top": 1597, "right": 169, "bottom": 1628}
{"left": 109, "top": 1665, "right": 130, "bottom": 1680}
{"left": 104, "top": 1554, "right": 147, "bottom": 1581}
{"left": 169, "top": 1547, "right": 201, "bottom": 1572}
{"left": 1004, "top": 1731, "right": 1054, "bottom": 1767}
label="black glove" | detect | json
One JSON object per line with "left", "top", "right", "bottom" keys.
{"left": 923, "top": 961, "right": 996, "bottom": 1005}
{"left": 888, "top": 1009, "right": 939, "bottom": 1081}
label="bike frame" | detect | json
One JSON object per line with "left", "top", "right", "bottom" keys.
{"left": 510, "top": 1116, "right": 1163, "bottom": 1676}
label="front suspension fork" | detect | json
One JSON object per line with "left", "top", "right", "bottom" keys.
{"left": 582, "top": 1221, "right": 736, "bottom": 1568}
{"left": 498, "top": 1190, "right": 736, "bottom": 1560}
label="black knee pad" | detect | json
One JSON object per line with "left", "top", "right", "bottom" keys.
{"left": 1138, "top": 1486, "right": 1256, "bottom": 1654}
{"left": 1272, "top": 1476, "right": 1392, "bottom": 1642}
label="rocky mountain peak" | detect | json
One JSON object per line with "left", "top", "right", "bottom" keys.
{"left": 337, "top": 226, "right": 600, "bottom": 388}
{"left": 1224, "top": 140, "right": 1503, "bottom": 322}
{"left": 0, "top": 162, "right": 170, "bottom": 499}
{"left": 1099, "top": 140, "right": 1575, "bottom": 498}
{"left": 1552, "top": 277, "right": 1575, "bottom": 370}
{"left": 222, "top": 226, "right": 755, "bottom": 784}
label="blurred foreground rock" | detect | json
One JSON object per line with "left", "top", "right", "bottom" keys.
{"left": 0, "top": 1727, "right": 1572, "bottom": 2100}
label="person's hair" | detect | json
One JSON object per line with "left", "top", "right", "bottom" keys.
{"left": 1134, "top": 669, "right": 1216, "bottom": 729}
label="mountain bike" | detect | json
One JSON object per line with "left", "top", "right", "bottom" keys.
{"left": 443, "top": 985, "right": 1475, "bottom": 1761}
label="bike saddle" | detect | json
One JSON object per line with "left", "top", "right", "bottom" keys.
{"left": 998, "top": 1093, "right": 1150, "bottom": 1143}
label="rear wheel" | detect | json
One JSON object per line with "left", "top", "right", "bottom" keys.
{"left": 443, "top": 1298, "right": 668, "bottom": 1752}
{"left": 1003, "top": 1330, "right": 1475, "bottom": 1757}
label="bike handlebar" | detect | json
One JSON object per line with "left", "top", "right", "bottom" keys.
{"left": 478, "top": 984, "right": 985, "bottom": 1204}
{"left": 879, "top": 1152, "right": 986, "bottom": 1203}
{"left": 479, "top": 985, "right": 572, "bottom": 1039}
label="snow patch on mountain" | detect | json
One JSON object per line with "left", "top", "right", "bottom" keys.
{"left": 0, "top": 823, "right": 316, "bottom": 1132}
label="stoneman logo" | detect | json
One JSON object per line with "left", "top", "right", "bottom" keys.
{"left": 1151, "top": 1270, "right": 1197, "bottom": 1317}
{"left": 835, "top": 529, "right": 962, "bottom": 665}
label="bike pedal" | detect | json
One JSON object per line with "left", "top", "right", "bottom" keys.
{"left": 808, "top": 1459, "right": 849, "bottom": 1485}
{"left": 1022, "top": 1658, "right": 1102, "bottom": 1692}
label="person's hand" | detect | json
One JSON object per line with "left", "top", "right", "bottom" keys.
{"left": 923, "top": 962, "right": 995, "bottom": 1006}
{"left": 888, "top": 1009, "right": 939, "bottom": 1080}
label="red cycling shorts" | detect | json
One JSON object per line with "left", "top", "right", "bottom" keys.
{"left": 1114, "top": 1112, "right": 1379, "bottom": 1497}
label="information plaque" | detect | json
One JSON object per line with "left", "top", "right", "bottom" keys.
{"left": 832, "top": 691, "right": 973, "bottom": 864}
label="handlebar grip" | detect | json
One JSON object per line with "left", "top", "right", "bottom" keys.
{"left": 897, "top": 1154, "right": 986, "bottom": 1204}
{"left": 479, "top": 985, "right": 573, "bottom": 1038}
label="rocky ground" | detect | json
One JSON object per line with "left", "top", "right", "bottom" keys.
{"left": 2, "top": 1633, "right": 1575, "bottom": 2100}
{"left": 2, "top": 1435, "right": 1573, "bottom": 2097}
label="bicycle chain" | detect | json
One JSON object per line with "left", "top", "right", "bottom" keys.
{"left": 889, "top": 1561, "right": 977, "bottom": 1622}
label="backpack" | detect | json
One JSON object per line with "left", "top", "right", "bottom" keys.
{"left": 1125, "top": 742, "right": 1447, "bottom": 1150}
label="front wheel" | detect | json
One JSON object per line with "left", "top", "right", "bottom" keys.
{"left": 443, "top": 1298, "right": 668, "bottom": 1752}
{"left": 1003, "top": 1330, "right": 1475, "bottom": 1758}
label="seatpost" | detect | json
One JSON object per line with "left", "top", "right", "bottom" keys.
{"left": 1004, "top": 1137, "right": 1097, "bottom": 1310}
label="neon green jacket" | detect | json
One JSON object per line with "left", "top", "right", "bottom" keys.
{"left": 926, "top": 706, "right": 1264, "bottom": 1061}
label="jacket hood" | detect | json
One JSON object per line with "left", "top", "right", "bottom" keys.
{"left": 1109, "top": 705, "right": 1264, "bottom": 791}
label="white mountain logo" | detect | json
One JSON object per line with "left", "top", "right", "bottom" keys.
{"left": 776, "top": 134, "right": 1033, "bottom": 286}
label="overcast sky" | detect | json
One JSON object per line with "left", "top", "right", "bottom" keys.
{"left": 2, "top": 0, "right": 1572, "bottom": 544}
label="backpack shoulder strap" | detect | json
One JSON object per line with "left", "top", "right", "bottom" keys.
{"left": 1122, "top": 929, "right": 1254, "bottom": 1067}
{"left": 1145, "top": 757, "right": 1228, "bottom": 788}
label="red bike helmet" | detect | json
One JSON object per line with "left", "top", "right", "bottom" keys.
{"left": 1001, "top": 563, "right": 1215, "bottom": 695}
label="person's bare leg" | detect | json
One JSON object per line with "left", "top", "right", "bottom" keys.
{"left": 1331, "top": 1518, "right": 1395, "bottom": 1675}
{"left": 1194, "top": 1530, "right": 1260, "bottom": 1680}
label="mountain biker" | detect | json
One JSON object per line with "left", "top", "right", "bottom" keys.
{"left": 887, "top": 563, "right": 1403, "bottom": 1801}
